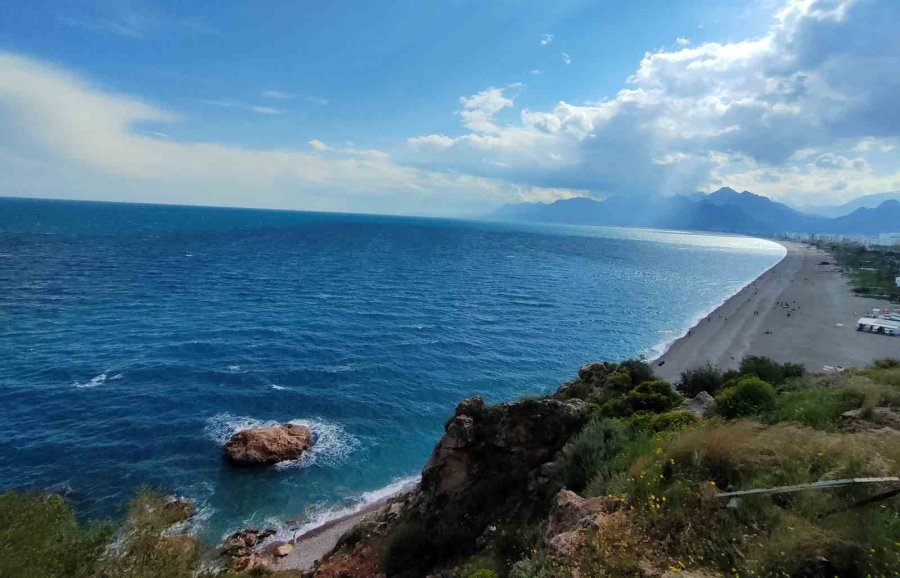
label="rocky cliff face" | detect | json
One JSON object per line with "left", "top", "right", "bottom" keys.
{"left": 406, "top": 395, "right": 590, "bottom": 565}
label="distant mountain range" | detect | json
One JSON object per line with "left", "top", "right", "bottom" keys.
{"left": 490, "top": 187, "right": 900, "bottom": 236}
{"left": 793, "top": 191, "right": 900, "bottom": 218}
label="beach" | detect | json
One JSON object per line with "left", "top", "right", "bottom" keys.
{"left": 655, "top": 241, "right": 898, "bottom": 382}
{"left": 275, "top": 240, "right": 898, "bottom": 571}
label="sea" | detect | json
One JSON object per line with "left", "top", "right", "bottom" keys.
{"left": 0, "top": 197, "right": 784, "bottom": 541}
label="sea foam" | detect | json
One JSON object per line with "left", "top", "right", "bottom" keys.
{"left": 204, "top": 413, "right": 360, "bottom": 469}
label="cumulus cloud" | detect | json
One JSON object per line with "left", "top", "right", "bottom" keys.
{"left": 561, "top": 52, "right": 572, "bottom": 65}
{"left": 0, "top": 52, "right": 571, "bottom": 214}
{"left": 540, "top": 33, "right": 553, "bottom": 46}
{"left": 408, "top": 0, "right": 900, "bottom": 204}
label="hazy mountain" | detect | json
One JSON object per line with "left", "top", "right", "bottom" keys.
{"left": 822, "top": 200, "right": 900, "bottom": 234}
{"left": 796, "top": 191, "right": 900, "bottom": 218}
{"left": 489, "top": 188, "right": 895, "bottom": 235}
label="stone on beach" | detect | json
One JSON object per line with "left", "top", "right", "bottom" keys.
{"left": 224, "top": 423, "right": 313, "bottom": 466}
{"left": 275, "top": 543, "right": 293, "bottom": 557}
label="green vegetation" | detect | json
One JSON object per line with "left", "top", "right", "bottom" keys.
{"left": 738, "top": 355, "right": 805, "bottom": 385}
{"left": 815, "top": 241, "right": 900, "bottom": 303}
{"left": 0, "top": 491, "right": 113, "bottom": 578}
{"left": 511, "top": 356, "right": 900, "bottom": 578}
{"left": 678, "top": 363, "right": 724, "bottom": 396}
{"left": 715, "top": 376, "right": 777, "bottom": 418}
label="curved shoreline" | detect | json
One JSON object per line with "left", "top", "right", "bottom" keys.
{"left": 272, "top": 239, "right": 900, "bottom": 571}
{"left": 644, "top": 239, "right": 788, "bottom": 362}
{"left": 654, "top": 241, "right": 899, "bottom": 382}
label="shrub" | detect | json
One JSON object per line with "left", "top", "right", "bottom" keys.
{"left": 715, "top": 377, "right": 776, "bottom": 419}
{"left": 465, "top": 570, "right": 499, "bottom": 578}
{"left": 558, "top": 418, "right": 629, "bottom": 492}
{"left": 0, "top": 491, "right": 113, "bottom": 578}
{"left": 93, "top": 487, "right": 202, "bottom": 578}
{"left": 739, "top": 356, "right": 804, "bottom": 385}
{"left": 383, "top": 518, "right": 435, "bottom": 578}
{"left": 628, "top": 410, "right": 698, "bottom": 432}
{"left": 770, "top": 387, "right": 862, "bottom": 430}
{"left": 619, "top": 359, "right": 655, "bottom": 385}
{"left": 871, "top": 357, "right": 900, "bottom": 369}
{"left": 679, "top": 364, "right": 724, "bottom": 397}
{"left": 602, "top": 380, "right": 682, "bottom": 417}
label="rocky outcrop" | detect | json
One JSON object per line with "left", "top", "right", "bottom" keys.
{"left": 224, "top": 423, "right": 312, "bottom": 465}
{"left": 678, "top": 391, "right": 715, "bottom": 418}
{"left": 542, "top": 490, "right": 617, "bottom": 556}
{"left": 840, "top": 407, "right": 900, "bottom": 432}
{"left": 407, "top": 395, "right": 590, "bottom": 562}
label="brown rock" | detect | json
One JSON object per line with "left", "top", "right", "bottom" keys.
{"left": 543, "top": 489, "right": 615, "bottom": 542}
{"left": 275, "top": 543, "right": 293, "bottom": 557}
{"left": 224, "top": 423, "right": 313, "bottom": 465}
{"left": 840, "top": 407, "right": 900, "bottom": 432}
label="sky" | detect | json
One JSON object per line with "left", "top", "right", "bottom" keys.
{"left": 0, "top": 0, "right": 899, "bottom": 216}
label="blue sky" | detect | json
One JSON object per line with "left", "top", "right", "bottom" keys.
{"left": 0, "top": 0, "right": 898, "bottom": 215}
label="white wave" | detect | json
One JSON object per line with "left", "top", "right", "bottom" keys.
{"left": 226, "top": 365, "right": 241, "bottom": 371}
{"left": 232, "top": 475, "right": 419, "bottom": 543}
{"left": 204, "top": 413, "right": 360, "bottom": 469}
{"left": 269, "top": 384, "right": 288, "bottom": 391}
{"left": 73, "top": 373, "right": 107, "bottom": 388}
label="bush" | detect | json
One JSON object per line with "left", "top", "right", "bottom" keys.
{"left": 739, "top": 356, "right": 804, "bottom": 385}
{"left": 771, "top": 387, "right": 862, "bottom": 430}
{"left": 558, "top": 419, "right": 629, "bottom": 492}
{"left": 465, "top": 570, "right": 499, "bottom": 578}
{"left": 619, "top": 359, "right": 656, "bottom": 386}
{"left": 679, "top": 364, "right": 725, "bottom": 397}
{"left": 628, "top": 410, "right": 698, "bottom": 432}
{"left": 715, "top": 377, "right": 776, "bottom": 419}
{"left": 383, "top": 518, "right": 436, "bottom": 578}
{"left": 871, "top": 357, "right": 900, "bottom": 369}
{"left": 0, "top": 491, "right": 113, "bottom": 578}
{"left": 602, "top": 380, "right": 682, "bottom": 417}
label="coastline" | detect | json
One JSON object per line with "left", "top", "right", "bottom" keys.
{"left": 644, "top": 239, "right": 789, "bottom": 362}
{"left": 270, "top": 239, "right": 899, "bottom": 572}
{"left": 654, "top": 240, "right": 899, "bottom": 382}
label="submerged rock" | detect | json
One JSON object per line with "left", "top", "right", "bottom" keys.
{"left": 224, "top": 423, "right": 312, "bottom": 466}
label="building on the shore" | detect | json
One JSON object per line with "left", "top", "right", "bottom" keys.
{"left": 856, "top": 316, "right": 900, "bottom": 336}
{"left": 877, "top": 232, "right": 900, "bottom": 246}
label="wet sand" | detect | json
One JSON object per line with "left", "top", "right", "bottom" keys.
{"left": 655, "top": 241, "right": 898, "bottom": 382}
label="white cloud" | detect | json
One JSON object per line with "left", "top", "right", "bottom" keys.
{"left": 261, "top": 90, "right": 295, "bottom": 100}
{"left": 561, "top": 52, "right": 572, "bottom": 65}
{"left": 0, "top": 51, "right": 575, "bottom": 215}
{"left": 530, "top": 69, "right": 542, "bottom": 75}
{"left": 407, "top": 0, "right": 900, "bottom": 205}
{"left": 201, "top": 99, "right": 284, "bottom": 115}
{"left": 540, "top": 33, "right": 553, "bottom": 46}
{"left": 675, "top": 36, "right": 690, "bottom": 46}
{"left": 458, "top": 87, "right": 514, "bottom": 132}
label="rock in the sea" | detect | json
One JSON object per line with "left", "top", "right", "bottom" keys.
{"left": 224, "top": 423, "right": 312, "bottom": 465}
{"left": 678, "top": 391, "right": 715, "bottom": 418}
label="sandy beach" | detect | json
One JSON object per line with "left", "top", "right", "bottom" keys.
{"left": 655, "top": 241, "right": 898, "bottom": 382}
{"left": 272, "top": 240, "right": 898, "bottom": 572}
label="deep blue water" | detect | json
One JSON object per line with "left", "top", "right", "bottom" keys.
{"left": 0, "top": 197, "right": 784, "bottom": 540}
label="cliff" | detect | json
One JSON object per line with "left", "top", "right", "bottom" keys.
{"left": 307, "top": 358, "right": 900, "bottom": 578}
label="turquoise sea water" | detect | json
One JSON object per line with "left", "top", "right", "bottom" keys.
{"left": 0, "top": 197, "right": 784, "bottom": 540}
